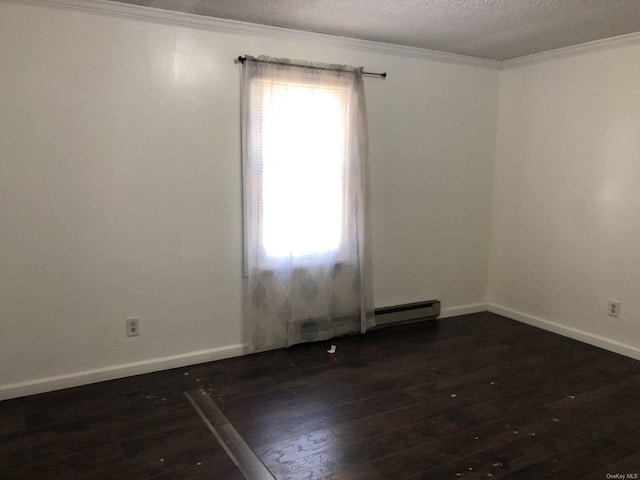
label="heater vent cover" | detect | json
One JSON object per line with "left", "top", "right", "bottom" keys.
{"left": 374, "top": 300, "right": 440, "bottom": 328}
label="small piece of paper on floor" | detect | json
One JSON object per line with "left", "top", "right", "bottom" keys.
{"left": 327, "top": 345, "right": 336, "bottom": 354}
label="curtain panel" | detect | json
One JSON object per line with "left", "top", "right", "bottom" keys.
{"left": 241, "top": 55, "right": 375, "bottom": 351}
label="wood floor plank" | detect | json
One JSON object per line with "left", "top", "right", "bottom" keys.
{"left": 0, "top": 415, "right": 25, "bottom": 437}
{"left": 235, "top": 389, "right": 417, "bottom": 449}
{"left": 1, "top": 444, "right": 122, "bottom": 480}
{"left": 501, "top": 435, "right": 634, "bottom": 480}
{"left": 147, "top": 456, "right": 244, "bottom": 480}
{"left": 256, "top": 428, "right": 344, "bottom": 468}
{"left": 28, "top": 403, "right": 195, "bottom": 464}
{"left": 593, "top": 452, "right": 640, "bottom": 480}
{"left": 0, "top": 446, "right": 30, "bottom": 471}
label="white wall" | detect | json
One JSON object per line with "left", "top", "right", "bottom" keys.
{"left": 0, "top": 3, "right": 499, "bottom": 396}
{"left": 489, "top": 43, "right": 640, "bottom": 356}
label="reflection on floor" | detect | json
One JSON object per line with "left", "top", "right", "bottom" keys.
{"left": 1, "top": 312, "right": 640, "bottom": 479}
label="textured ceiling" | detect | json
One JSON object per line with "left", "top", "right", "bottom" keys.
{"left": 110, "top": 0, "right": 640, "bottom": 60}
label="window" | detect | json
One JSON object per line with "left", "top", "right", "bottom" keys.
{"left": 256, "top": 79, "right": 348, "bottom": 261}
{"left": 242, "top": 62, "right": 358, "bottom": 272}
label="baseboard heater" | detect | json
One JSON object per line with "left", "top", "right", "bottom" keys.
{"left": 373, "top": 299, "right": 441, "bottom": 329}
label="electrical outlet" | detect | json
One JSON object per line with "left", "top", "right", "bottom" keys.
{"left": 608, "top": 300, "right": 621, "bottom": 318}
{"left": 126, "top": 317, "right": 140, "bottom": 337}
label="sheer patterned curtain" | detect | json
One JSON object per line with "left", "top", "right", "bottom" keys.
{"left": 241, "top": 55, "right": 375, "bottom": 351}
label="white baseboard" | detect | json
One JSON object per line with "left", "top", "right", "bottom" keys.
{"left": 440, "top": 302, "right": 488, "bottom": 319}
{"left": 0, "top": 343, "right": 250, "bottom": 401}
{"left": 488, "top": 304, "right": 640, "bottom": 362}
{"left": 13, "top": 303, "right": 636, "bottom": 401}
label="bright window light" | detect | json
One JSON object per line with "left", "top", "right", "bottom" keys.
{"left": 257, "top": 80, "right": 347, "bottom": 260}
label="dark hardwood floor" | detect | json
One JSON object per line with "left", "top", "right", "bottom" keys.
{"left": 1, "top": 312, "right": 639, "bottom": 479}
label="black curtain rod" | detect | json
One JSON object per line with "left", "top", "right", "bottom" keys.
{"left": 236, "top": 56, "right": 387, "bottom": 79}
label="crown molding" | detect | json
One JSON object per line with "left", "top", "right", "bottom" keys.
{"left": 6, "top": 0, "right": 638, "bottom": 71}
{"left": 2, "top": 0, "right": 502, "bottom": 70}
{"left": 502, "top": 30, "right": 640, "bottom": 69}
